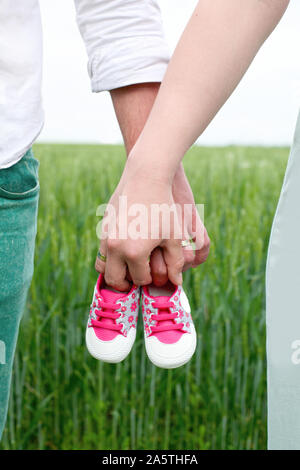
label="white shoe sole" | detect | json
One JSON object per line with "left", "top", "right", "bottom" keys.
{"left": 145, "top": 324, "right": 197, "bottom": 369}
{"left": 86, "top": 325, "right": 136, "bottom": 363}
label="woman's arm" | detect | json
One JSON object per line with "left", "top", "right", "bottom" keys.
{"left": 102, "top": 0, "right": 290, "bottom": 290}
{"left": 128, "top": 0, "right": 290, "bottom": 179}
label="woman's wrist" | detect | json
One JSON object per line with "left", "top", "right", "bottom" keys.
{"left": 126, "top": 146, "right": 179, "bottom": 187}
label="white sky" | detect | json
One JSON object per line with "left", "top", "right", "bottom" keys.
{"left": 38, "top": 0, "right": 300, "bottom": 146}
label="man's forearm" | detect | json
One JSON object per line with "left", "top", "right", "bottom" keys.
{"left": 110, "top": 82, "right": 186, "bottom": 186}
{"left": 110, "top": 83, "right": 160, "bottom": 155}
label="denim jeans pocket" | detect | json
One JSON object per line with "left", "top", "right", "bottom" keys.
{"left": 0, "top": 148, "right": 40, "bottom": 200}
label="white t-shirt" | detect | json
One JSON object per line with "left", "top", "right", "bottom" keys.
{"left": 0, "top": 0, "right": 169, "bottom": 169}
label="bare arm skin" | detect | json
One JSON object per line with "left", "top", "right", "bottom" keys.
{"left": 129, "top": 0, "right": 290, "bottom": 178}
{"left": 110, "top": 83, "right": 160, "bottom": 156}
{"left": 95, "top": 83, "right": 210, "bottom": 287}
{"left": 103, "top": 0, "right": 289, "bottom": 289}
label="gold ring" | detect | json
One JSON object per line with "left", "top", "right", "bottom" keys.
{"left": 97, "top": 250, "right": 107, "bottom": 262}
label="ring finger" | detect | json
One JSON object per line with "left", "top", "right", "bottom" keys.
{"left": 95, "top": 238, "right": 107, "bottom": 274}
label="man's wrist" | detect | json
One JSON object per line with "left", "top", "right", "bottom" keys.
{"left": 110, "top": 83, "right": 160, "bottom": 155}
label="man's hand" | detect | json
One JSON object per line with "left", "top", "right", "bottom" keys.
{"left": 148, "top": 164, "right": 210, "bottom": 286}
{"left": 172, "top": 164, "right": 210, "bottom": 269}
{"left": 95, "top": 168, "right": 210, "bottom": 287}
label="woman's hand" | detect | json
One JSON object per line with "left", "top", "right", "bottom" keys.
{"left": 95, "top": 163, "right": 210, "bottom": 288}
{"left": 95, "top": 158, "right": 184, "bottom": 291}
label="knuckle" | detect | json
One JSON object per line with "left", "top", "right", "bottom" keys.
{"left": 193, "top": 250, "right": 209, "bottom": 268}
{"left": 125, "top": 250, "right": 139, "bottom": 262}
{"left": 104, "top": 273, "right": 122, "bottom": 289}
{"left": 106, "top": 238, "right": 120, "bottom": 252}
{"left": 104, "top": 273, "right": 113, "bottom": 286}
{"left": 173, "top": 256, "right": 184, "bottom": 271}
{"left": 192, "top": 258, "right": 202, "bottom": 268}
{"left": 133, "top": 278, "right": 150, "bottom": 287}
{"left": 184, "top": 250, "right": 194, "bottom": 265}
{"left": 125, "top": 246, "right": 145, "bottom": 262}
{"left": 204, "top": 247, "right": 210, "bottom": 259}
{"left": 106, "top": 280, "right": 122, "bottom": 291}
{"left": 201, "top": 244, "right": 210, "bottom": 260}
{"left": 204, "top": 230, "right": 210, "bottom": 246}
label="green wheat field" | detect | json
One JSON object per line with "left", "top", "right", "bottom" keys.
{"left": 0, "top": 143, "right": 289, "bottom": 450}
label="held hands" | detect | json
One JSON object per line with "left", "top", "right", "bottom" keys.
{"left": 95, "top": 158, "right": 210, "bottom": 291}
{"left": 147, "top": 164, "right": 210, "bottom": 286}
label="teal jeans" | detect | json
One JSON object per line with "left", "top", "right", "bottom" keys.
{"left": 0, "top": 149, "right": 39, "bottom": 439}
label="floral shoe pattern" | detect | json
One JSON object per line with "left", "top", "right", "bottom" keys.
{"left": 141, "top": 284, "right": 197, "bottom": 369}
{"left": 86, "top": 274, "right": 140, "bottom": 364}
{"left": 141, "top": 285, "right": 192, "bottom": 338}
{"left": 88, "top": 277, "right": 139, "bottom": 337}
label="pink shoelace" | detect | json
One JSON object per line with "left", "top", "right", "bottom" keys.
{"left": 91, "top": 301, "right": 122, "bottom": 332}
{"left": 150, "top": 300, "right": 184, "bottom": 333}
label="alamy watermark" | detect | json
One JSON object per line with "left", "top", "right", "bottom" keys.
{"left": 95, "top": 197, "right": 205, "bottom": 249}
{"left": 291, "top": 339, "right": 300, "bottom": 365}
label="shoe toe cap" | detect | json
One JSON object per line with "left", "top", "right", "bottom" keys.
{"left": 86, "top": 326, "right": 136, "bottom": 363}
{"left": 145, "top": 324, "right": 196, "bottom": 369}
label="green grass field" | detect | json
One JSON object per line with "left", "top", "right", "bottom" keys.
{"left": 0, "top": 143, "right": 289, "bottom": 450}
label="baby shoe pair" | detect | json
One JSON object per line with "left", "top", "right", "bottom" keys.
{"left": 86, "top": 274, "right": 196, "bottom": 369}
